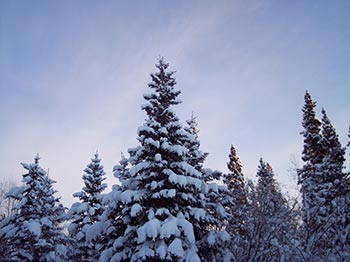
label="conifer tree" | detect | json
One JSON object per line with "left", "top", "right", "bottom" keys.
{"left": 68, "top": 152, "right": 107, "bottom": 261}
{"left": 222, "top": 145, "right": 247, "bottom": 260}
{"left": 320, "top": 109, "right": 346, "bottom": 184}
{"left": 300, "top": 91, "right": 324, "bottom": 165}
{"left": 183, "top": 114, "right": 230, "bottom": 261}
{"left": 298, "top": 92, "right": 349, "bottom": 259}
{"left": 223, "top": 145, "right": 246, "bottom": 207}
{"left": 319, "top": 109, "right": 350, "bottom": 259}
{"left": 0, "top": 155, "right": 69, "bottom": 261}
{"left": 298, "top": 91, "right": 325, "bottom": 255}
{"left": 245, "top": 159, "right": 298, "bottom": 261}
{"left": 184, "top": 114, "right": 208, "bottom": 174}
{"left": 98, "top": 58, "right": 230, "bottom": 262}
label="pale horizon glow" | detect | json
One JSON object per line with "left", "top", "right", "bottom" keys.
{"left": 1, "top": 1, "right": 349, "bottom": 207}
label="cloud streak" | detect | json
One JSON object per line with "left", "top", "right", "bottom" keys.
{"left": 1, "top": 1, "right": 349, "bottom": 206}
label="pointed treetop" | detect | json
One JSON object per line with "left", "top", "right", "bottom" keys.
{"left": 301, "top": 90, "right": 323, "bottom": 164}
{"left": 320, "top": 108, "right": 346, "bottom": 180}
{"left": 186, "top": 112, "right": 199, "bottom": 136}
{"left": 321, "top": 107, "right": 333, "bottom": 140}
{"left": 257, "top": 158, "right": 274, "bottom": 183}
{"left": 223, "top": 144, "right": 245, "bottom": 192}
{"left": 321, "top": 108, "right": 343, "bottom": 150}
{"left": 91, "top": 151, "right": 101, "bottom": 163}
{"left": 35, "top": 153, "right": 40, "bottom": 164}
{"left": 156, "top": 55, "right": 168, "bottom": 68}
{"left": 302, "top": 90, "right": 318, "bottom": 117}
{"left": 321, "top": 108, "right": 331, "bottom": 124}
{"left": 190, "top": 111, "right": 196, "bottom": 122}
{"left": 141, "top": 58, "right": 181, "bottom": 126}
{"left": 120, "top": 151, "right": 126, "bottom": 160}
{"left": 256, "top": 158, "right": 281, "bottom": 197}
{"left": 305, "top": 90, "right": 311, "bottom": 97}
{"left": 149, "top": 57, "right": 177, "bottom": 93}
{"left": 227, "top": 144, "right": 242, "bottom": 174}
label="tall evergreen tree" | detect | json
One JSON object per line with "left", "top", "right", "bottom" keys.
{"left": 222, "top": 145, "right": 247, "bottom": 260}
{"left": 0, "top": 155, "right": 69, "bottom": 261}
{"left": 320, "top": 109, "right": 346, "bottom": 184}
{"left": 298, "top": 92, "right": 349, "bottom": 260}
{"left": 68, "top": 152, "right": 107, "bottom": 261}
{"left": 223, "top": 145, "right": 246, "bottom": 206}
{"left": 98, "top": 58, "right": 230, "bottom": 262}
{"left": 300, "top": 91, "right": 324, "bottom": 165}
{"left": 298, "top": 91, "right": 325, "bottom": 256}
{"left": 319, "top": 109, "right": 350, "bottom": 259}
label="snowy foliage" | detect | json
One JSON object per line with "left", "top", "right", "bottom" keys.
{"left": 223, "top": 145, "right": 247, "bottom": 235}
{"left": 0, "top": 180, "right": 18, "bottom": 220}
{"left": 183, "top": 114, "right": 208, "bottom": 176}
{"left": 0, "top": 156, "right": 69, "bottom": 261}
{"left": 233, "top": 160, "right": 300, "bottom": 262}
{"left": 298, "top": 92, "right": 350, "bottom": 260}
{"left": 68, "top": 152, "right": 107, "bottom": 261}
{"left": 1, "top": 63, "right": 349, "bottom": 262}
{"left": 97, "top": 58, "right": 230, "bottom": 262}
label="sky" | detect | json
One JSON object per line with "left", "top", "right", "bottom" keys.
{"left": 1, "top": 0, "right": 349, "bottom": 206}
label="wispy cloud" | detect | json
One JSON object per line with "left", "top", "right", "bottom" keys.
{"left": 1, "top": 1, "right": 349, "bottom": 206}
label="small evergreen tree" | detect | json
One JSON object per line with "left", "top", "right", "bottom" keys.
{"left": 183, "top": 114, "right": 209, "bottom": 175}
{"left": 0, "top": 155, "right": 69, "bottom": 261}
{"left": 245, "top": 159, "right": 298, "bottom": 261}
{"left": 184, "top": 114, "right": 230, "bottom": 262}
{"left": 68, "top": 152, "right": 107, "bottom": 261}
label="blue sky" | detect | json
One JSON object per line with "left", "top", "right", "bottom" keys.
{"left": 1, "top": 0, "right": 349, "bottom": 206}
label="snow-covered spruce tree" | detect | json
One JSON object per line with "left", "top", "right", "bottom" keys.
{"left": 183, "top": 114, "right": 208, "bottom": 173}
{"left": 297, "top": 91, "right": 326, "bottom": 257}
{"left": 245, "top": 159, "right": 299, "bottom": 262}
{"left": 0, "top": 155, "right": 69, "bottom": 261}
{"left": 320, "top": 109, "right": 346, "bottom": 184}
{"left": 222, "top": 145, "right": 248, "bottom": 260}
{"left": 98, "top": 58, "right": 230, "bottom": 262}
{"left": 184, "top": 114, "right": 230, "bottom": 261}
{"left": 298, "top": 92, "right": 349, "bottom": 259}
{"left": 68, "top": 152, "right": 107, "bottom": 261}
{"left": 95, "top": 154, "right": 129, "bottom": 261}
{"left": 318, "top": 109, "right": 350, "bottom": 259}
{"left": 223, "top": 145, "right": 245, "bottom": 195}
